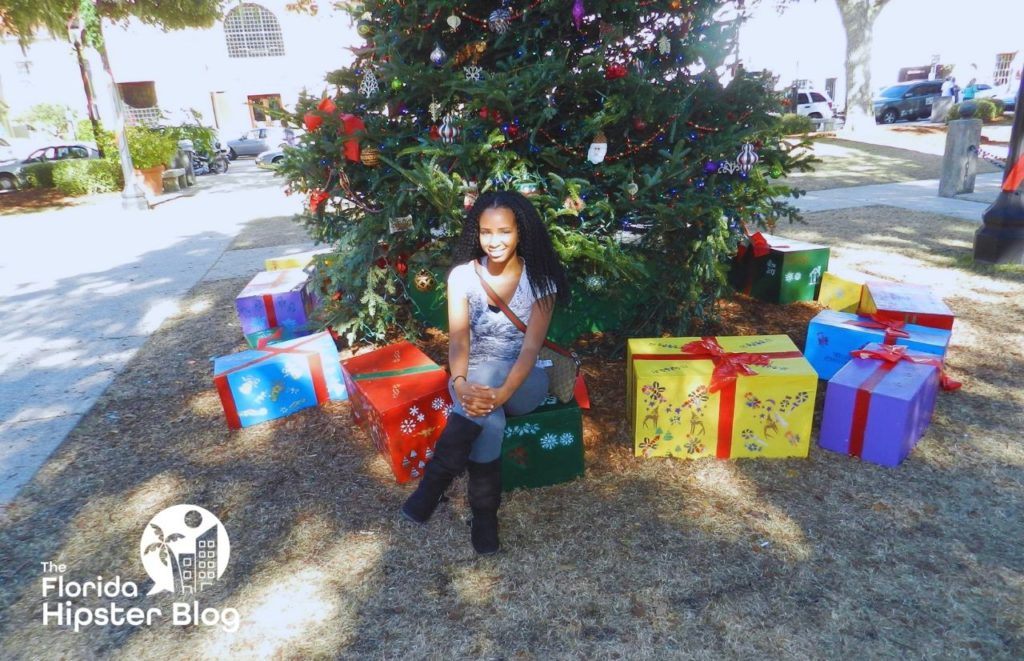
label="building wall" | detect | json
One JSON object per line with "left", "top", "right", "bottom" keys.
{"left": 0, "top": 1, "right": 358, "bottom": 139}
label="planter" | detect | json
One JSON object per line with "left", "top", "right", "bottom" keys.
{"left": 134, "top": 165, "right": 165, "bottom": 196}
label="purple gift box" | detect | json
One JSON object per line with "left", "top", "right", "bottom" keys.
{"left": 818, "top": 342, "right": 941, "bottom": 467}
{"left": 235, "top": 269, "right": 312, "bottom": 336}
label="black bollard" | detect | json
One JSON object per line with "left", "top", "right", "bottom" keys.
{"left": 973, "top": 78, "right": 1024, "bottom": 264}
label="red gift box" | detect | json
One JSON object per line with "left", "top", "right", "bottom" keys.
{"left": 858, "top": 281, "right": 955, "bottom": 331}
{"left": 341, "top": 341, "right": 453, "bottom": 483}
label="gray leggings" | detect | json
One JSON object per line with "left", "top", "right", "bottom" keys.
{"left": 450, "top": 360, "right": 550, "bottom": 462}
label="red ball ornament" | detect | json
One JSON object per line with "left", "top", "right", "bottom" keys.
{"left": 396, "top": 260, "right": 408, "bottom": 276}
{"left": 479, "top": 107, "right": 490, "bottom": 119}
{"left": 375, "top": 257, "right": 388, "bottom": 269}
{"left": 303, "top": 112, "right": 323, "bottom": 131}
{"left": 507, "top": 125, "right": 519, "bottom": 138}
{"left": 605, "top": 64, "right": 627, "bottom": 80}
{"left": 632, "top": 117, "right": 648, "bottom": 132}
{"left": 429, "top": 124, "right": 441, "bottom": 140}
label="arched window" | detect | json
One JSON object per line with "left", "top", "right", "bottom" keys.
{"left": 224, "top": 4, "right": 285, "bottom": 58}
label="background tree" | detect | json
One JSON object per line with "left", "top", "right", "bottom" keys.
{"left": 281, "top": 0, "right": 811, "bottom": 346}
{"left": 15, "top": 103, "right": 78, "bottom": 138}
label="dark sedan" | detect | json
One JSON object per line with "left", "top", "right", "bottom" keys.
{"left": 873, "top": 81, "right": 943, "bottom": 124}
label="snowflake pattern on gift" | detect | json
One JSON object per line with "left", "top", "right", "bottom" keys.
{"left": 540, "top": 433, "right": 559, "bottom": 450}
{"left": 685, "top": 436, "right": 705, "bottom": 455}
{"left": 785, "top": 271, "right": 802, "bottom": 283}
{"left": 443, "top": 404, "right": 453, "bottom": 418}
{"left": 431, "top": 397, "right": 446, "bottom": 411}
{"left": 559, "top": 433, "right": 575, "bottom": 447}
{"left": 409, "top": 405, "right": 421, "bottom": 418}
{"left": 507, "top": 422, "right": 541, "bottom": 437}
{"left": 400, "top": 418, "right": 417, "bottom": 434}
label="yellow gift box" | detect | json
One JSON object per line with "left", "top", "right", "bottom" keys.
{"left": 817, "top": 271, "right": 865, "bottom": 313}
{"left": 627, "top": 335, "right": 818, "bottom": 459}
{"left": 265, "top": 248, "right": 332, "bottom": 271}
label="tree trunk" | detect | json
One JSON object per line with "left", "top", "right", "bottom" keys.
{"left": 836, "top": 0, "right": 891, "bottom": 132}
{"left": 72, "top": 35, "right": 103, "bottom": 157}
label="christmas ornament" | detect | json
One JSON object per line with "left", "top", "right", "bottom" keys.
{"left": 515, "top": 177, "right": 541, "bottom": 196}
{"left": 389, "top": 215, "right": 413, "bottom": 233}
{"left": 632, "top": 117, "right": 648, "bottom": 132}
{"left": 605, "top": 64, "right": 627, "bottom": 80}
{"left": 309, "top": 189, "right": 329, "bottom": 212}
{"left": 447, "top": 14, "right": 462, "bottom": 31}
{"left": 625, "top": 181, "right": 639, "bottom": 198}
{"left": 572, "top": 0, "right": 585, "bottom": 30}
{"left": 356, "top": 19, "right": 373, "bottom": 38}
{"left": 463, "top": 179, "right": 479, "bottom": 209}
{"left": 464, "top": 65, "right": 484, "bottom": 82}
{"left": 587, "top": 131, "right": 608, "bottom": 164}
{"left": 414, "top": 269, "right": 436, "bottom": 292}
{"left": 669, "top": 0, "right": 682, "bottom": 8}
{"left": 360, "top": 146, "right": 380, "bottom": 167}
{"left": 770, "top": 165, "right": 784, "bottom": 178}
{"left": 658, "top": 34, "right": 671, "bottom": 55}
{"left": 303, "top": 112, "right": 323, "bottom": 132}
{"left": 317, "top": 97, "right": 336, "bottom": 113}
{"left": 488, "top": 1, "right": 512, "bottom": 33}
{"left": 737, "top": 142, "right": 760, "bottom": 174}
{"left": 338, "top": 113, "right": 365, "bottom": 162}
{"left": 391, "top": 77, "right": 404, "bottom": 91}
{"left": 428, "top": 97, "right": 442, "bottom": 122}
{"left": 358, "top": 69, "right": 379, "bottom": 97}
{"left": 439, "top": 115, "right": 459, "bottom": 144}
{"left": 564, "top": 195, "right": 585, "bottom": 212}
{"left": 430, "top": 43, "right": 447, "bottom": 67}
{"left": 453, "top": 41, "right": 487, "bottom": 66}
{"left": 429, "top": 124, "right": 441, "bottom": 141}
{"left": 703, "top": 160, "right": 719, "bottom": 174}
{"left": 584, "top": 275, "right": 606, "bottom": 292}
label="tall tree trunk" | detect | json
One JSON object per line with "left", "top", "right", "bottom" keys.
{"left": 836, "top": 0, "right": 890, "bottom": 132}
{"left": 72, "top": 35, "right": 103, "bottom": 157}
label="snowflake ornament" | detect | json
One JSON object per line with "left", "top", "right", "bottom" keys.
{"left": 428, "top": 97, "right": 442, "bottom": 122}
{"left": 464, "top": 65, "right": 484, "bottom": 82}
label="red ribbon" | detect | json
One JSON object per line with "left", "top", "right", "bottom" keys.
{"left": 214, "top": 334, "right": 331, "bottom": 430}
{"left": 634, "top": 337, "right": 802, "bottom": 458}
{"left": 847, "top": 314, "right": 911, "bottom": 345}
{"left": 339, "top": 113, "right": 366, "bottom": 162}
{"left": 847, "top": 344, "right": 961, "bottom": 458}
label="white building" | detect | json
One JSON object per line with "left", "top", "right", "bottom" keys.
{"left": 0, "top": 1, "right": 359, "bottom": 140}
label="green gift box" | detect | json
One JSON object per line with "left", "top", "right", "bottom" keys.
{"left": 501, "top": 397, "right": 584, "bottom": 491}
{"left": 731, "top": 233, "right": 830, "bottom": 304}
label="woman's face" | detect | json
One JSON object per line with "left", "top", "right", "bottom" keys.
{"left": 478, "top": 207, "right": 519, "bottom": 265}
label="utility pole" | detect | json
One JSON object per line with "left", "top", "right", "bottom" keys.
{"left": 973, "top": 77, "right": 1024, "bottom": 263}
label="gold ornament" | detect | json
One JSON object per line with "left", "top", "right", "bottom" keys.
{"left": 453, "top": 40, "right": 487, "bottom": 67}
{"left": 414, "top": 269, "right": 436, "bottom": 292}
{"left": 360, "top": 146, "right": 381, "bottom": 167}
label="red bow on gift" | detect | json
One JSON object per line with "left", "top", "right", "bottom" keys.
{"left": 679, "top": 337, "right": 772, "bottom": 393}
{"left": 848, "top": 314, "right": 911, "bottom": 344}
{"left": 851, "top": 344, "right": 962, "bottom": 391}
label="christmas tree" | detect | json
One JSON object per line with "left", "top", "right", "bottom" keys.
{"left": 280, "top": 0, "right": 809, "bottom": 346}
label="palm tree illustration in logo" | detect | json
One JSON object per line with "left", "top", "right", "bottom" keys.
{"left": 144, "top": 524, "right": 186, "bottom": 593}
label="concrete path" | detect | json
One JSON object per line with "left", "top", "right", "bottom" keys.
{"left": 0, "top": 160, "right": 1009, "bottom": 505}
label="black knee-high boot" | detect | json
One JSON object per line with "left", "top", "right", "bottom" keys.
{"left": 401, "top": 414, "right": 482, "bottom": 524}
{"left": 467, "top": 459, "right": 502, "bottom": 554}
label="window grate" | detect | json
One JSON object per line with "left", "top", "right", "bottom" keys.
{"left": 224, "top": 4, "right": 285, "bottom": 58}
{"left": 993, "top": 52, "right": 1017, "bottom": 87}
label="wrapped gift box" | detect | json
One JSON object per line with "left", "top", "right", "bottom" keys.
{"left": 819, "top": 343, "right": 946, "bottom": 467}
{"left": 627, "top": 335, "right": 817, "bottom": 459}
{"left": 803, "top": 310, "right": 951, "bottom": 380}
{"left": 817, "top": 271, "right": 867, "bottom": 313}
{"left": 235, "top": 269, "right": 313, "bottom": 337}
{"left": 213, "top": 332, "right": 347, "bottom": 429}
{"left": 501, "top": 396, "right": 584, "bottom": 491}
{"left": 858, "top": 281, "right": 954, "bottom": 331}
{"left": 731, "top": 234, "right": 830, "bottom": 304}
{"left": 264, "top": 248, "right": 331, "bottom": 271}
{"left": 244, "top": 323, "right": 318, "bottom": 350}
{"left": 341, "top": 341, "right": 453, "bottom": 483}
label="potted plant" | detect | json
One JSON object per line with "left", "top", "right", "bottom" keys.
{"left": 126, "top": 126, "right": 177, "bottom": 196}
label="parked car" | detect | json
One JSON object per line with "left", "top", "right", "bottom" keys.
{"left": 970, "top": 83, "right": 999, "bottom": 100}
{"left": 255, "top": 148, "right": 286, "bottom": 170}
{"left": 226, "top": 126, "right": 303, "bottom": 160}
{"left": 873, "top": 80, "right": 943, "bottom": 124}
{"left": 0, "top": 143, "right": 100, "bottom": 192}
{"left": 792, "top": 89, "right": 835, "bottom": 119}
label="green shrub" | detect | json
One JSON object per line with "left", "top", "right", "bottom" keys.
{"left": 52, "top": 159, "right": 123, "bottom": 196}
{"left": 125, "top": 126, "right": 177, "bottom": 169}
{"left": 975, "top": 99, "right": 998, "bottom": 122}
{"left": 991, "top": 98, "right": 1005, "bottom": 115}
{"left": 159, "top": 125, "right": 216, "bottom": 157}
{"left": 949, "top": 99, "right": 1001, "bottom": 123}
{"left": 22, "top": 162, "right": 57, "bottom": 189}
{"left": 777, "top": 113, "right": 815, "bottom": 134}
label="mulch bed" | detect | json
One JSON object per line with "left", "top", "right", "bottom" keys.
{"left": 1, "top": 217, "right": 1022, "bottom": 655}
{"left": 0, "top": 189, "right": 84, "bottom": 216}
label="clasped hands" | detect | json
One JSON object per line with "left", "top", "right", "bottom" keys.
{"left": 454, "top": 380, "right": 506, "bottom": 417}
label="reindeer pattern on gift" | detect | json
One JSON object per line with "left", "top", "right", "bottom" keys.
{"left": 740, "top": 391, "right": 810, "bottom": 452}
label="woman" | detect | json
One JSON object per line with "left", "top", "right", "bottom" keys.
{"left": 401, "top": 190, "right": 569, "bottom": 554}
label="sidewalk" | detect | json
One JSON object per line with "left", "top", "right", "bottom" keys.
{"left": 0, "top": 159, "right": 1010, "bottom": 505}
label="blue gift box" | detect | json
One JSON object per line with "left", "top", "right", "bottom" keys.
{"left": 213, "top": 332, "right": 347, "bottom": 429}
{"left": 803, "top": 309, "right": 950, "bottom": 380}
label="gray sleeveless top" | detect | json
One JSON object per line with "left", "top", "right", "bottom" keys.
{"left": 448, "top": 258, "right": 554, "bottom": 367}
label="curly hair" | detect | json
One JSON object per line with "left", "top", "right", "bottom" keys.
{"left": 451, "top": 190, "right": 569, "bottom": 308}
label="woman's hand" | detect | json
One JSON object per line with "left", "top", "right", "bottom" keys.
{"left": 455, "top": 380, "right": 506, "bottom": 417}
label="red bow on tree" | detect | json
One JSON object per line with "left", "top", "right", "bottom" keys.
{"left": 338, "top": 113, "right": 366, "bottom": 162}
{"left": 679, "top": 337, "right": 772, "bottom": 393}
{"left": 851, "top": 344, "right": 962, "bottom": 391}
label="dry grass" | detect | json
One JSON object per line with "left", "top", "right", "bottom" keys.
{"left": 1, "top": 177, "right": 1024, "bottom": 658}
